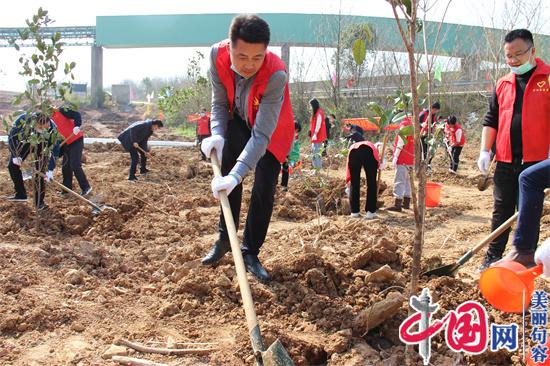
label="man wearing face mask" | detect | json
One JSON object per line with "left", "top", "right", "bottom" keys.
{"left": 7, "top": 112, "right": 60, "bottom": 210}
{"left": 200, "top": 14, "right": 294, "bottom": 283}
{"left": 477, "top": 29, "right": 550, "bottom": 270}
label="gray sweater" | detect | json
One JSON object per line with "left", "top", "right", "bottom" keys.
{"left": 209, "top": 44, "right": 288, "bottom": 180}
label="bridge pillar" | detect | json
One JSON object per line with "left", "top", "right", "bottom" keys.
{"left": 281, "top": 43, "right": 290, "bottom": 73}
{"left": 460, "top": 55, "right": 479, "bottom": 81}
{"left": 91, "top": 45, "right": 104, "bottom": 108}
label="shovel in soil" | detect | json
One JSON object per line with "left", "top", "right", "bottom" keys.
{"left": 38, "top": 172, "right": 117, "bottom": 214}
{"left": 477, "top": 156, "right": 496, "bottom": 191}
{"left": 209, "top": 151, "right": 294, "bottom": 366}
{"left": 423, "top": 188, "right": 549, "bottom": 277}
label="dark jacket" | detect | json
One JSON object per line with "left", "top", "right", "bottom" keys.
{"left": 9, "top": 113, "right": 61, "bottom": 171}
{"left": 117, "top": 120, "right": 154, "bottom": 152}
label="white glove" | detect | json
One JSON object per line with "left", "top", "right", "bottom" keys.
{"left": 72, "top": 126, "right": 80, "bottom": 135}
{"left": 477, "top": 150, "right": 491, "bottom": 174}
{"left": 392, "top": 157, "right": 398, "bottom": 170}
{"left": 211, "top": 174, "right": 239, "bottom": 199}
{"left": 535, "top": 238, "right": 550, "bottom": 277}
{"left": 12, "top": 157, "right": 22, "bottom": 166}
{"left": 345, "top": 186, "right": 350, "bottom": 197}
{"left": 447, "top": 146, "right": 452, "bottom": 154}
{"left": 201, "top": 135, "right": 224, "bottom": 162}
{"left": 312, "top": 134, "right": 317, "bottom": 141}
{"left": 45, "top": 170, "right": 54, "bottom": 182}
{"left": 380, "top": 159, "right": 387, "bottom": 170}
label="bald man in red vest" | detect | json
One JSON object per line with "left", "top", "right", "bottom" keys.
{"left": 200, "top": 14, "right": 294, "bottom": 282}
{"left": 477, "top": 29, "right": 550, "bottom": 270}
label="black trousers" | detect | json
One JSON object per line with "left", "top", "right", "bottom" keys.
{"left": 61, "top": 137, "right": 90, "bottom": 191}
{"left": 197, "top": 134, "right": 210, "bottom": 160}
{"left": 8, "top": 143, "right": 48, "bottom": 206}
{"left": 348, "top": 146, "right": 378, "bottom": 214}
{"left": 218, "top": 116, "right": 280, "bottom": 256}
{"left": 128, "top": 141, "right": 148, "bottom": 178}
{"left": 281, "top": 161, "right": 289, "bottom": 187}
{"left": 450, "top": 146, "right": 463, "bottom": 172}
{"left": 487, "top": 160, "right": 539, "bottom": 257}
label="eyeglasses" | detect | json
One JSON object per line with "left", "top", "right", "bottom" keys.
{"left": 505, "top": 46, "right": 532, "bottom": 62}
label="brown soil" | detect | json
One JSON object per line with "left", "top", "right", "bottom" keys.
{"left": 0, "top": 95, "right": 549, "bottom": 365}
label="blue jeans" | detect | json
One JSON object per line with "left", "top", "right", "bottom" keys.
{"left": 513, "top": 159, "right": 550, "bottom": 252}
{"left": 311, "top": 142, "right": 323, "bottom": 169}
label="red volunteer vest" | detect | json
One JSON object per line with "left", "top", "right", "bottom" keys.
{"left": 310, "top": 108, "right": 327, "bottom": 143}
{"left": 346, "top": 141, "right": 380, "bottom": 183}
{"left": 419, "top": 109, "right": 436, "bottom": 135}
{"left": 393, "top": 118, "right": 415, "bottom": 165}
{"left": 448, "top": 123, "right": 465, "bottom": 147}
{"left": 197, "top": 115, "right": 210, "bottom": 135}
{"left": 215, "top": 40, "right": 294, "bottom": 163}
{"left": 51, "top": 110, "right": 83, "bottom": 145}
{"left": 495, "top": 58, "right": 550, "bottom": 163}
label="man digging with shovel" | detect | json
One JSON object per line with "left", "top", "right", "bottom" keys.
{"left": 117, "top": 119, "right": 163, "bottom": 182}
{"left": 200, "top": 14, "right": 294, "bottom": 283}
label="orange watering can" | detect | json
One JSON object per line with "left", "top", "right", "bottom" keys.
{"left": 479, "top": 261, "right": 544, "bottom": 313}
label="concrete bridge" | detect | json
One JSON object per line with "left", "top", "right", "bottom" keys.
{"left": 1, "top": 13, "right": 548, "bottom": 107}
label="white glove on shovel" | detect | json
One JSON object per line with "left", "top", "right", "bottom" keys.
{"left": 534, "top": 238, "right": 550, "bottom": 277}
{"left": 211, "top": 174, "right": 239, "bottom": 199}
{"left": 201, "top": 135, "right": 224, "bottom": 162}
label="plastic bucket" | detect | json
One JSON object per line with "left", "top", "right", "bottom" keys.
{"left": 426, "top": 182, "right": 443, "bottom": 207}
{"left": 479, "top": 261, "right": 543, "bottom": 313}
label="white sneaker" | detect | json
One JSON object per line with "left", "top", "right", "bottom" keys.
{"left": 365, "top": 211, "right": 377, "bottom": 220}
{"left": 350, "top": 212, "right": 361, "bottom": 218}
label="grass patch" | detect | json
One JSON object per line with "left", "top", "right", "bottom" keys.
{"left": 172, "top": 125, "right": 196, "bottom": 139}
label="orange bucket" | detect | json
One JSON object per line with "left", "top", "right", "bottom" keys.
{"left": 479, "top": 261, "right": 543, "bottom": 313}
{"left": 426, "top": 182, "right": 443, "bottom": 207}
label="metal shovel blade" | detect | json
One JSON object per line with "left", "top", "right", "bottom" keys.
{"left": 421, "top": 263, "right": 459, "bottom": 277}
{"left": 477, "top": 175, "right": 493, "bottom": 191}
{"left": 262, "top": 339, "right": 294, "bottom": 366}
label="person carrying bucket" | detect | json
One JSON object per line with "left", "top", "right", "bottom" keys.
{"left": 388, "top": 117, "right": 414, "bottom": 212}
{"left": 477, "top": 29, "right": 550, "bottom": 271}
{"left": 344, "top": 132, "right": 381, "bottom": 219}
{"left": 199, "top": 14, "right": 294, "bottom": 283}
{"left": 444, "top": 115, "right": 465, "bottom": 174}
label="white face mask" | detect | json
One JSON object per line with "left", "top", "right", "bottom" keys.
{"left": 510, "top": 56, "right": 536, "bottom": 75}
{"left": 231, "top": 64, "right": 251, "bottom": 79}
{"left": 200, "top": 112, "right": 206, "bottom": 117}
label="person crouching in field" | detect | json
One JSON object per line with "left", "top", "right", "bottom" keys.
{"left": 345, "top": 131, "right": 380, "bottom": 219}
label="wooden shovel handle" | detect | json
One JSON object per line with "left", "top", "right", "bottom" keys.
{"left": 486, "top": 155, "right": 496, "bottom": 177}
{"left": 38, "top": 171, "right": 103, "bottom": 211}
{"left": 210, "top": 152, "right": 262, "bottom": 348}
{"left": 60, "top": 132, "right": 75, "bottom": 147}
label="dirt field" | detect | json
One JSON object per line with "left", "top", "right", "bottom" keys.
{"left": 0, "top": 96, "right": 549, "bottom": 366}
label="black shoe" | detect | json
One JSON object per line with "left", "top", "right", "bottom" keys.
{"left": 244, "top": 254, "right": 270, "bottom": 283}
{"left": 479, "top": 252, "right": 502, "bottom": 272}
{"left": 81, "top": 187, "right": 92, "bottom": 196}
{"left": 58, "top": 191, "right": 69, "bottom": 198}
{"left": 201, "top": 240, "right": 231, "bottom": 265}
{"left": 7, "top": 194, "right": 27, "bottom": 202}
{"left": 140, "top": 168, "right": 150, "bottom": 174}
{"left": 128, "top": 176, "right": 138, "bottom": 182}
{"left": 36, "top": 203, "right": 48, "bottom": 211}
